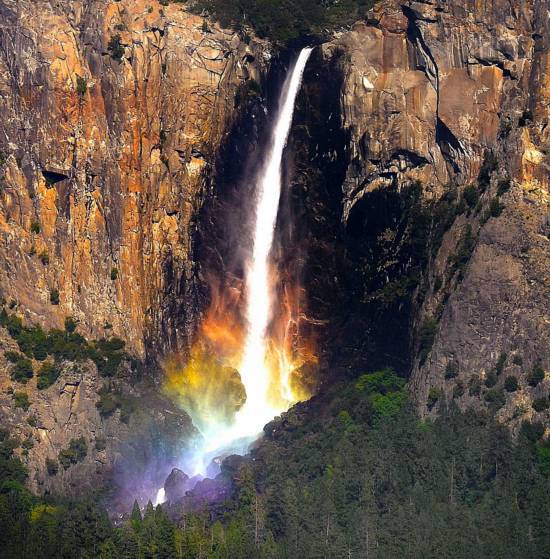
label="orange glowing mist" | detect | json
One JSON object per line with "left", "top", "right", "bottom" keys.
{"left": 163, "top": 270, "right": 318, "bottom": 439}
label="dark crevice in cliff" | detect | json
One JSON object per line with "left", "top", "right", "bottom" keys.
{"left": 402, "top": 5, "right": 439, "bottom": 93}
{"left": 435, "top": 118, "right": 463, "bottom": 173}
{"left": 473, "top": 57, "right": 513, "bottom": 78}
{"left": 403, "top": 4, "right": 466, "bottom": 177}
{"left": 284, "top": 47, "right": 419, "bottom": 379}
{"left": 42, "top": 169, "right": 69, "bottom": 185}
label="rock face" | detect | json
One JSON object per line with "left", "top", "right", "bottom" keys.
{"left": 163, "top": 467, "right": 190, "bottom": 503}
{"left": 0, "top": 0, "right": 269, "bottom": 356}
{"left": 292, "top": 0, "right": 549, "bottom": 423}
{"left": 1, "top": 0, "right": 549, "bottom": 500}
{"left": 0, "top": 323, "right": 195, "bottom": 498}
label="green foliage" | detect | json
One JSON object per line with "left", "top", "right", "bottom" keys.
{"left": 10, "top": 357, "right": 33, "bottom": 383}
{"left": 76, "top": 76, "right": 87, "bottom": 96}
{"left": 37, "top": 361, "right": 60, "bottom": 390}
{"left": 205, "top": 381, "right": 549, "bottom": 559}
{"left": 463, "top": 184, "right": 479, "bottom": 208}
{"left": 110, "top": 267, "right": 118, "bottom": 281}
{"left": 444, "top": 361, "right": 459, "bottom": 379}
{"left": 337, "top": 409, "right": 354, "bottom": 430}
{"left": 528, "top": 363, "right": 545, "bottom": 387}
{"left": 5, "top": 350, "right": 22, "bottom": 363}
{"left": 0, "top": 430, "right": 27, "bottom": 485}
{"left": 107, "top": 34, "right": 125, "bottom": 61}
{"left": 191, "top": 0, "right": 375, "bottom": 42}
{"left": 58, "top": 437, "right": 87, "bottom": 470}
{"left": 427, "top": 386, "right": 442, "bottom": 409}
{"left": 453, "top": 380, "right": 465, "bottom": 398}
{"left": 356, "top": 368, "right": 407, "bottom": 421}
{"left": 49, "top": 288, "right": 60, "bottom": 305}
{"left": 0, "top": 307, "right": 128, "bottom": 378}
{"left": 45, "top": 458, "right": 59, "bottom": 476}
{"left": 484, "top": 388, "right": 506, "bottom": 410}
{"left": 489, "top": 197, "right": 504, "bottom": 218}
{"left": 504, "top": 376, "right": 518, "bottom": 392}
{"left": 449, "top": 223, "right": 476, "bottom": 279}
{"left": 2, "top": 373, "right": 550, "bottom": 558}
{"left": 30, "top": 220, "right": 41, "bottom": 234}
{"left": 356, "top": 367, "right": 405, "bottom": 394}
{"left": 485, "top": 371, "right": 497, "bottom": 388}
{"left": 64, "top": 316, "right": 78, "bottom": 334}
{"left": 13, "top": 391, "right": 30, "bottom": 410}
{"left": 96, "top": 384, "right": 136, "bottom": 423}
{"left": 497, "top": 179, "right": 511, "bottom": 196}
{"left": 532, "top": 398, "right": 549, "bottom": 412}
{"left": 512, "top": 354, "right": 523, "bottom": 366}
{"left": 469, "top": 374, "right": 482, "bottom": 396}
{"left": 371, "top": 390, "right": 407, "bottom": 419}
{"left": 494, "top": 352, "right": 507, "bottom": 375}
{"left": 418, "top": 317, "right": 438, "bottom": 364}
{"left": 536, "top": 444, "right": 550, "bottom": 476}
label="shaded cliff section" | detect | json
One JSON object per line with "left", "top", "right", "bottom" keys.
{"left": 287, "top": 0, "right": 550, "bottom": 425}
{"left": 0, "top": 0, "right": 270, "bottom": 358}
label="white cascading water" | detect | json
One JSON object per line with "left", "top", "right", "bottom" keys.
{"left": 231, "top": 46, "right": 313, "bottom": 436}
{"left": 192, "top": 47, "right": 312, "bottom": 466}
{"left": 155, "top": 49, "right": 312, "bottom": 499}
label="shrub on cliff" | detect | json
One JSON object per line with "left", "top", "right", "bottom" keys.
{"left": 528, "top": 363, "right": 545, "bottom": 387}
{"left": 463, "top": 184, "right": 479, "bottom": 208}
{"left": 76, "top": 76, "right": 87, "bottom": 97}
{"left": 504, "top": 376, "right": 519, "bottom": 392}
{"left": 58, "top": 437, "right": 87, "bottom": 469}
{"left": 13, "top": 391, "right": 30, "bottom": 410}
{"left": 427, "top": 387, "right": 442, "bottom": 410}
{"left": 449, "top": 224, "right": 476, "bottom": 279}
{"left": 107, "top": 34, "right": 124, "bottom": 61}
{"left": 0, "top": 306, "right": 129, "bottom": 378}
{"left": 532, "top": 398, "right": 549, "bottom": 412}
{"left": 50, "top": 288, "right": 60, "bottom": 305}
{"left": 37, "top": 361, "right": 60, "bottom": 390}
{"left": 418, "top": 317, "right": 438, "bottom": 364}
{"left": 489, "top": 197, "right": 504, "bottom": 218}
{"left": 10, "top": 357, "right": 33, "bottom": 383}
{"left": 96, "top": 385, "right": 136, "bottom": 423}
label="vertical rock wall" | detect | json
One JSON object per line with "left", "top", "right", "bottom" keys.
{"left": 0, "top": 0, "right": 269, "bottom": 356}
{"left": 293, "top": 0, "right": 549, "bottom": 422}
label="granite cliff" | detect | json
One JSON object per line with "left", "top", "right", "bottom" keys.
{"left": 290, "top": 0, "right": 549, "bottom": 427}
{"left": 0, "top": 0, "right": 549, "bottom": 497}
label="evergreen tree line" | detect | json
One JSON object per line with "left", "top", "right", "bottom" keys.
{"left": 1, "top": 368, "right": 549, "bottom": 558}
{"left": 188, "top": 0, "right": 375, "bottom": 42}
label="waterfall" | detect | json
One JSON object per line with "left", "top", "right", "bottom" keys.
{"left": 232, "top": 47, "right": 313, "bottom": 435}
{"left": 157, "top": 49, "right": 313, "bottom": 489}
